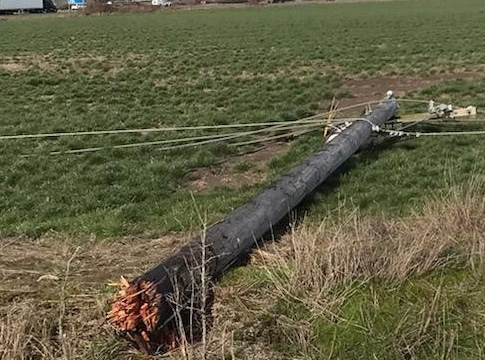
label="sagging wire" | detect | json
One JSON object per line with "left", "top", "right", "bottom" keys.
{"left": 395, "top": 116, "right": 431, "bottom": 131}
{"left": 230, "top": 127, "right": 319, "bottom": 147}
{"left": 0, "top": 119, "right": 330, "bottom": 141}
{"left": 0, "top": 99, "right": 401, "bottom": 141}
{"left": 23, "top": 121, "right": 332, "bottom": 156}
{"left": 10, "top": 99, "right": 399, "bottom": 156}
{"left": 4, "top": 99, "right": 482, "bottom": 156}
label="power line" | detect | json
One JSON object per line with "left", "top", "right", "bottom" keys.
{"left": 0, "top": 99, "right": 401, "bottom": 141}
{"left": 9, "top": 99, "right": 482, "bottom": 156}
{"left": 381, "top": 129, "right": 485, "bottom": 137}
{"left": 26, "top": 122, "right": 328, "bottom": 156}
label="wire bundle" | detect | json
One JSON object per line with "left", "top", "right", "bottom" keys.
{"left": 0, "top": 99, "right": 483, "bottom": 156}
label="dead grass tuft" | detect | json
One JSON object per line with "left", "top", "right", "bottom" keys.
{"left": 0, "top": 303, "right": 32, "bottom": 360}
{"left": 0, "top": 302, "right": 57, "bottom": 360}
{"left": 0, "top": 235, "right": 186, "bottom": 360}
{"left": 259, "top": 179, "right": 485, "bottom": 303}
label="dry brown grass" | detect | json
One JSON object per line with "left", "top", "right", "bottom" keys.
{"left": 0, "top": 302, "right": 64, "bottom": 360}
{"left": 255, "top": 178, "right": 485, "bottom": 307}
{"left": 1, "top": 303, "right": 40, "bottom": 360}
{"left": 0, "top": 235, "right": 186, "bottom": 360}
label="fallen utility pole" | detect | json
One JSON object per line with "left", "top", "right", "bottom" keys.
{"left": 108, "top": 97, "right": 397, "bottom": 354}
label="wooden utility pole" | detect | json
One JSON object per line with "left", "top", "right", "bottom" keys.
{"left": 108, "top": 98, "right": 398, "bottom": 354}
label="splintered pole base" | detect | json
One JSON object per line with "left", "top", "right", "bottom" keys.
{"left": 108, "top": 278, "right": 178, "bottom": 354}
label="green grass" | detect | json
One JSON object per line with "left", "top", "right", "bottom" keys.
{"left": 306, "top": 79, "right": 485, "bottom": 221}
{"left": 220, "top": 251, "right": 485, "bottom": 359}
{"left": 259, "top": 267, "right": 485, "bottom": 359}
{"left": 220, "top": 201, "right": 485, "bottom": 359}
{"left": 2, "top": 2, "right": 485, "bottom": 359}
{"left": 1, "top": 0, "right": 485, "bottom": 238}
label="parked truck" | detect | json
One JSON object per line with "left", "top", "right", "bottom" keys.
{"left": 0, "top": 0, "right": 57, "bottom": 14}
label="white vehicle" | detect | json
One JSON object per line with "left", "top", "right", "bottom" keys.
{"left": 70, "top": 3, "right": 84, "bottom": 9}
{"left": 0, "top": 0, "right": 52, "bottom": 12}
{"left": 67, "top": 0, "right": 86, "bottom": 10}
{"left": 152, "top": 0, "right": 172, "bottom": 6}
{"left": 70, "top": 3, "right": 86, "bottom": 9}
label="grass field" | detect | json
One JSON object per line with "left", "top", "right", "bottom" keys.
{"left": 1, "top": 0, "right": 485, "bottom": 359}
{"left": 1, "top": 0, "right": 485, "bottom": 238}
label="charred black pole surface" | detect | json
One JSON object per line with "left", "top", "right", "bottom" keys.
{"left": 108, "top": 98, "right": 397, "bottom": 353}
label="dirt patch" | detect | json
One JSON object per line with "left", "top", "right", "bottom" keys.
{"left": 0, "top": 62, "right": 27, "bottom": 72}
{"left": 0, "top": 52, "right": 148, "bottom": 76}
{"left": 234, "top": 61, "right": 342, "bottom": 82}
{"left": 187, "top": 167, "right": 265, "bottom": 192}
{"left": 185, "top": 142, "right": 290, "bottom": 192}
{"left": 0, "top": 234, "right": 187, "bottom": 305}
{"left": 339, "top": 72, "right": 478, "bottom": 114}
{"left": 0, "top": 234, "right": 190, "bottom": 359}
